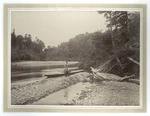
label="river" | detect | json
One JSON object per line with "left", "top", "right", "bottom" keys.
{"left": 31, "top": 82, "right": 91, "bottom": 105}
{"left": 11, "top": 61, "right": 79, "bottom": 83}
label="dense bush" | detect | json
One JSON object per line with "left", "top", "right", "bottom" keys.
{"left": 11, "top": 11, "right": 140, "bottom": 77}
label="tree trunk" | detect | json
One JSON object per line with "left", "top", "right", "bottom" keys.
{"left": 109, "top": 12, "right": 115, "bottom": 53}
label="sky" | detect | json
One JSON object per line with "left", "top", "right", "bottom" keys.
{"left": 11, "top": 11, "right": 107, "bottom": 47}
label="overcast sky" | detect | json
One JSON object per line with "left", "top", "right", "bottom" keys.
{"left": 11, "top": 11, "right": 107, "bottom": 47}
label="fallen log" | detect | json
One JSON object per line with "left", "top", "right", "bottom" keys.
{"left": 128, "top": 79, "right": 140, "bottom": 85}
{"left": 90, "top": 67, "right": 138, "bottom": 84}
{"left": 127, "top": 57, "right": 140, "bottom": 65}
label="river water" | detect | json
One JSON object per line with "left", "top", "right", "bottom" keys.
{"left": 11, "top": 61, "right": 79, "bottom": 83}
{"left": 32, "top": 82, "right": 91, "bottom": 105}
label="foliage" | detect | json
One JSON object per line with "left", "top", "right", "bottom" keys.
{"left": 11, "top": 11, "right": 140, "bottom": 75}
{"left": 96, "top": 11, "right": 140, "bottom": 76}
{"left": 43, "top": 32, "right": 95, "bottom": 61}
{"left": 11, "top": 30, "right": 45, "bottom": 61}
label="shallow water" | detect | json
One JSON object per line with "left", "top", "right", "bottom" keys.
{"left": 32, "top": 82, "right": 91, "bottom": 105}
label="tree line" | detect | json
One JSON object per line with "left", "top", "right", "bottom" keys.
{"left": 11, "top": 11, "right": 140, "bottom": 71}
{"left": 11, "top": 31, "right": 45, "bottom": 61}
{"left": 11, "top": 30, "right": 95, "bottom": 62}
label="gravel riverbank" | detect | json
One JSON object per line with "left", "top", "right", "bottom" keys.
{"left": 11, "top": 72, "right": 89, "bottom": 105}
{"left": 71, "top": 81, "right": 139, "bottom": 106}
{"left": 11, "top": 72, "right": 139, "bottom": 106}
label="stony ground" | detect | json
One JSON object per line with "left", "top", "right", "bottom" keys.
{"left": 11, "top": 72, "right": 139, "bottom": 106}
{"left": 11, "top": 72, "right": 90, "bottom": 105}
{"left": 70, "top": 81, "right": 139, "bottom": 106}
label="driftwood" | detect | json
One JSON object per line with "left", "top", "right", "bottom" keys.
{"left": 127, "top": 57, "right": 140, "bottom": 65}
{"left": 127, "top": 79, "right": 140, "bottom": 85}
{"left": 96, "top": 56, "right": 140, "bottom": 78}
{"left": 90, "top": 67, "right": 139, "bottom": 84}
{"left": 97, "top": 58, "right": 117, "bottom": 72}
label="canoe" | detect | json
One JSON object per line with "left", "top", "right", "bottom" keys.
{"left": 45, "top": 70, "right": 84, "bottom": 78}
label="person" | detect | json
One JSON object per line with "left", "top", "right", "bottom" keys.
{"left": 64, "top": 60, "right": 70, "bottom": 77}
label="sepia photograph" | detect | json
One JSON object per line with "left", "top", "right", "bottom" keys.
{"left": 3, "top": 4, "right": 146, "bottom": 112}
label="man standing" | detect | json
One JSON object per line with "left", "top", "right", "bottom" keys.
{"left": 64, "top": 60, "right": 69, "bottom": 77}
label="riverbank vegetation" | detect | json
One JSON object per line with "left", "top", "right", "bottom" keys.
{"left": 11, "top": 11, "right": 140, "bottom": 77}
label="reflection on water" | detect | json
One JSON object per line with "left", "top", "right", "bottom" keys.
{"left": 32, "top": 82, "right": 91, "bottom": 105}
{"left": 11, "top": 61, "right": 78, "bottom": 83}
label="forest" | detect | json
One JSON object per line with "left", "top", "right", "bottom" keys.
{"left": 11, "top": 11, "right": 140, "bottom": 76}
